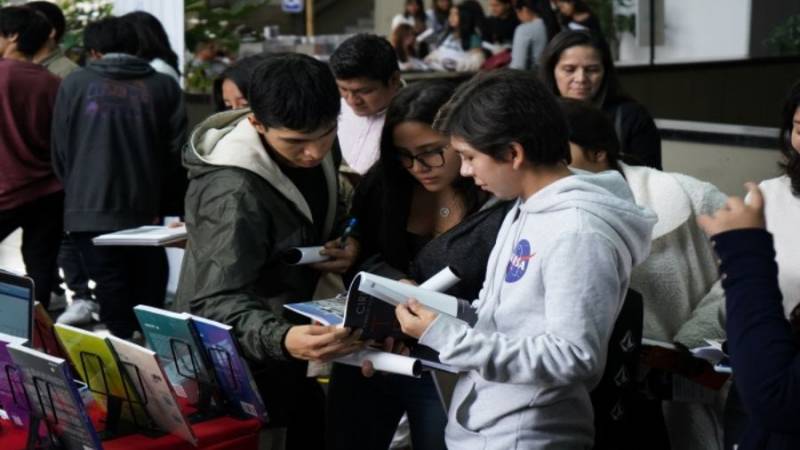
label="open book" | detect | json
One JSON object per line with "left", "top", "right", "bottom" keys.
{"left": 640, "top": 338, "right": 730, "bottom": 403}
{"left": 92, "top": 225, "right": 187, "bottom": 246}
{"left": 284, "top": 268, "right": 466, "bottom": 376}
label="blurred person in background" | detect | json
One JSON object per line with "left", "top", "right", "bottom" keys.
{"left": 540, "top": 30, "right": 662, "bottom": 169}
{"left": 0, "top": 6, "right": 63, "bottom": 310}
{"left": 122, "top": 11, "right": 181, "bottom": 83}
{"left": 510, "top": 0, "right": 560, "bottom": 70}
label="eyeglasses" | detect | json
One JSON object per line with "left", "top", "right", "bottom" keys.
{"left": 397, "top": 148, "right": 446, "bottom": 169}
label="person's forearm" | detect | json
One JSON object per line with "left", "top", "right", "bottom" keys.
{"left": 715, "top": 229, "right": 800, "bottom": 429}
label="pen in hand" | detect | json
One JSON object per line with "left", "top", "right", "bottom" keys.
{"left": 338, "top": 218, "right": 358, "bottom": 249}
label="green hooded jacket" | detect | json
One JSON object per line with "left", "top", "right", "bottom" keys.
{"left": 174, "top": 109, "right": 346, "bottom": 368}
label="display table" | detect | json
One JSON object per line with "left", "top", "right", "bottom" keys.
{"left": 0, "top": 416, "right": 261, "bottom": 450}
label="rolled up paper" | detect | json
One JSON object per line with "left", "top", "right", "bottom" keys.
{"left": 419, "top": 266, "right": 461, "bottom": 292}
{"left": 336, "top": 348, "right": 422, "bottom": 377}
{"left": 282, "top": 246, "right": 331, "bottom": 265}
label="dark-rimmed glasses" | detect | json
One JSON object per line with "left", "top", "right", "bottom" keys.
{"left": 397, "top": 148, "right": 445, "bottom": 169}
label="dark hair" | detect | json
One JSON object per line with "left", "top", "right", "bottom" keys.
{"left": 441, "top": 3, "right": 484, "bottom": 51}
{"left": 539, "top": 30, "right": 621, "bottom": 106}
{"left": 780, "top": 80, "right": 800, "bottom": 196}
{"left": 558, "top": 98, "right": 621, "bottom": 168}
{"left": 83, "top": 17, "right": 140, "bottom": 56}
{"left": 436, "top": 69, "right": 569, "bottom": 165}
{"left": 558, "top": 0, "right": 591, "bottom": 16}
{"left": 432, "top": 0, "right": 453, "bottom": 22}
{"left": 121, "top": 11, "right": 179, "bottom": 74}
{"left": 404, "top": 0, "right": 426, "bottom": 22}
{"left": 212, "top": 54, "right": 268, "bottom": 112}
{"left": 248, "top": 53, "right": 340, "bottom": 132}
{"left": 514, "top": 0, "right": 560, "bottom": 40}
{"left": 330, "top": 33, "right": 399, "bottom": 84}
{"left": 368, "top": 80, "right": 486, "bottom": 269}
{"left": 26, "top": 1, "right": 65, "bottom": 43}
{"left": 0, "top": 6, "right": 52, "bottom": 57}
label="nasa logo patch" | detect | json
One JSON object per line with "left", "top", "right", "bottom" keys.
{"left": 505, "top": 239, "right": 533, "bottom": 282}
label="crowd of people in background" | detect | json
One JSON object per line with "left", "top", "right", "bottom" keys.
{"left": 1, "top": 1, "right": 800, "bottom": 450}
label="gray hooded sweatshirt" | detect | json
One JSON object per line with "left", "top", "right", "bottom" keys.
{"left": 419, "top": 170, "right": 656, "bottom": 449}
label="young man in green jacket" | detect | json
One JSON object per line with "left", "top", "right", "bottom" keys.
{"left": 175, "top": 53, "right": 362, "bottom": 448}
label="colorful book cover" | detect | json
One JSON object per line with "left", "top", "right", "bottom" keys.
{"left": 0, "top": 332, "right": 31, "bottom": 429}
{"left": 134, "top": 305, "right": 216, "bottom": 405}
{"left": 6, "top": 342, "right": 103, "bottom": 450}
{"left": 54, "top": 324, "right": 148, "bottom": 426}
{"left": 283, "top": 297, "right": 345, "bottom": 326}
{"left": 32, "top": 302, "right": 67, "bottom": 358}
{"left": 106, "top": 335, "right": 198, "bottom": 445}
{"left": 189, "top": 315, "right": 268, "bottom": 423}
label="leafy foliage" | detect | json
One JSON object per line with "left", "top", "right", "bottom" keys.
{"left": 766, "top": 14, "right": 800, "bottom": 56}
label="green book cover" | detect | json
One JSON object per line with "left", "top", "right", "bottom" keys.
{"left": 133, "top": 305, "right": 216, "bottom": 406}
{"left": 54, "top": 324, "right": 148, "bottom": 427}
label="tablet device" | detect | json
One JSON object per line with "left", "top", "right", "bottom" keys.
{"left": 0, "top": 269, "right": 35, "bottom": 341}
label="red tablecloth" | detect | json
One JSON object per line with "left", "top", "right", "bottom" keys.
{"left": 0, "top": 416, "right": 261, "bottom": 450}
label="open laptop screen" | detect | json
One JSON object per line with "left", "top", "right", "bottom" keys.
{"left": 0, "top": 271, "right": 34, "bottom": 341}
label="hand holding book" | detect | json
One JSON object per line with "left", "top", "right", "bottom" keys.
{"left": 396, "top": 299, "right": 439, "bottom": 339}
{"left": 284, "top": 325, "right": 365, "bottom": 362}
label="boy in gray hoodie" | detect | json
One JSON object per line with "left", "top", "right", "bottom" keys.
{"left": 395, "top": 70, "right": 657, "bottom": 449}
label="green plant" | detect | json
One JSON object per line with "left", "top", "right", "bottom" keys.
{"left": 57, "top": 0, "right": 114, "bottom": 52}
{"left": 766, "top": 14, "right": 800, "bottom": 56}
{"left": 184, "top": 0, "right": 267, "bottom": 53}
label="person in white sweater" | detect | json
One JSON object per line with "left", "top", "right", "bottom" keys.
{"left": 560, "top": 98, "right": 729, "bottom": 450}
{"left": 394, "top": 70, "right": 656, "bottom": 449}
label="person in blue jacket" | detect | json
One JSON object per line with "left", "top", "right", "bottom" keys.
{"left": 698, "top": 183, "right": 800, "bottom": 450}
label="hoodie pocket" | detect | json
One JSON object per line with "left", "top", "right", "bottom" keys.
{"left": 450, "top": 379, "right": 488, "bottom": 449}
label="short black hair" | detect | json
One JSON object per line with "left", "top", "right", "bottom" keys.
{"left": 248, "top": 53, "right": 341, "bottom": 133}
{"left": 83, "top": 17, "right": 140, "bottom": 56}
{"left": 436, "top": 69, "right": 569, "bottom": 165}
{"left": 539, "top": 30, "right": 621, "bottom": 105}
{"left": 780, "top": 79, "right": 800, "bottom": 196}
{"left": 558, "top": 98, "right": 620, "bottom": 168}
{"left": 121, "top": 11, "right": 179, "bottom": 74}
{"left": 26, "top": 1, "right": 66, "bottom": 43}
{"left": 329, "top": 33, "right": 399, "bottom": 84}
{"left": 0, "top": 6, "right": 52, "bottom": 57}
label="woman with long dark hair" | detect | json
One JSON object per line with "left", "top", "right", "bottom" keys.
{"left": 426, "top": 3, "right": 486, "bottom": 71}
{"left": 327, "top": 80, "right": 510, "bottom": 450}
{"left": 540, "top": 30, "right": 662, "bottom": 169}
{"left": 392, "top": 0, "right": 429, "bottom": 36}
{"left": 510, "top": 0, "right": 560, "bottom": 70}
{"left": 484, "top": 0, "right": 519, "bottom": 45}
{"left": 121, "top": 11, "right": 180, "bottom": 82}
{"left": 211, "top": 54, "right": 267, "bottom": 112}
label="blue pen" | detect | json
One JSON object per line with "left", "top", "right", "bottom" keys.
{"left": 339, "top": 218, "right": 358, "bottom": 248}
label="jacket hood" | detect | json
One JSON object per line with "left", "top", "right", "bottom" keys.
{"left": 87, "top": 53, "right": 154, "bottom": 79}
{"left": 521, "top": 169, "right": 657, "bottom": 266}
{"left": 184, "top": 107, "right": 337, "bottom": 228}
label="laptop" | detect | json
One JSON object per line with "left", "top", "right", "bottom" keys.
{"left": 0, "top": 269, "right": 35, "bottom": 341}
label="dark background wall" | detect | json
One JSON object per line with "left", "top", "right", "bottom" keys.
{"left": 750, "top": 2, "right": 800, "bottom": 58}
{"left": 618, "top": 57, "right": 800, "bottom": 127}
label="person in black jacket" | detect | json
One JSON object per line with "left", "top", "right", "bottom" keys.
{"left": 327, "top": 80, "right": 511, "bottom": 450}
{"left": 698, "top": 183, "right": 800, "bottom": 450}
{"left": 51, "top": 17, "right": 187, "bottom": 336}
{"left": 540, "top": 30, "right": 662, "bottom": 169}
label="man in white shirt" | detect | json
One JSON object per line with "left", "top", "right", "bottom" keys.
{"left": 330, "top": 34, "right": 401, "bottom": 174}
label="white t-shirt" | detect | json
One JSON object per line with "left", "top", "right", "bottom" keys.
{"left": 336, "top": 99, "right": 386, "bottom": 175}
{"left": 759, "top": 175, "right": 800, "bottom": 316}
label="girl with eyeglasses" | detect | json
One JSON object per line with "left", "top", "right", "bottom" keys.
{"left": 327, "top": 80, "right": 511, "bottom": 450}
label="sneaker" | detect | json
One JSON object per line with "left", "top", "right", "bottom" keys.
{"left": 56, "top": 299, "right": 100, "bottom": 326}
{"left": 48, "top": 292, "right": 68, "bottom": 312}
